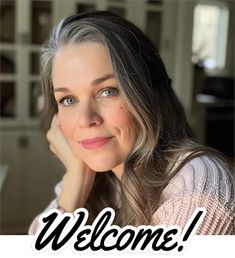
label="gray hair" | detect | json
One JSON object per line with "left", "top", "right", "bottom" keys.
{"left": 40, "top": 11, "right": 217, "bottom": 226}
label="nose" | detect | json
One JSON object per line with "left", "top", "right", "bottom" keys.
{"left": 77, "top": 103, "right": 103, "bottom": 128}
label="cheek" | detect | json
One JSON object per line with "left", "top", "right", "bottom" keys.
{"left": 106, "top": 105, "right": 134, "bottom": 132}
{"left": 116, "top": 107, "right": 137, "bottom": 142}
{"left": 58, "top": 114, "right": 76, "bottom": 139}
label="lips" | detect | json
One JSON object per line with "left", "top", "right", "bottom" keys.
{"left": 80, "top": 136, "right": 113, "bottom": 150}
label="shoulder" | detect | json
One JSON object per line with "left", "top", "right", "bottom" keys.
{"left": 160, "top": 155, "right": 234, "bottom": 204}
{"left": 152, "top": 155, "right": 235, "bottom": 234}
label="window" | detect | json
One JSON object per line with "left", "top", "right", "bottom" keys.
{"left": 192, "top": 3, "right": 229, "bottom": 70}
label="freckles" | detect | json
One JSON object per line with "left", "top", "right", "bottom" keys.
{"left": 109, "top": 105, "right": 132, "bottom": 129}
{"left": 118, "top": 105, "right": 131, "bottom": 121}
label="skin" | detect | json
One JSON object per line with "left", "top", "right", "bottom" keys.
{"left": 47, "top": 42, "right": 136, "bottom": 211}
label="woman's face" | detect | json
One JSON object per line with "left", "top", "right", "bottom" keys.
{"left": 52, "top": 43, "right": 136, "bottom": 178}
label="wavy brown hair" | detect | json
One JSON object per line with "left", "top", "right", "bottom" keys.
{"left": 40, "top": 11, "right": 229, "bottom": 226}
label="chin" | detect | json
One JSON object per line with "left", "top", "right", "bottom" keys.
{"left": 84, "top": 156, "right": 121, "bottom": 172}
{"left": 86, "top": 161, "right": 114, "bottom": 172}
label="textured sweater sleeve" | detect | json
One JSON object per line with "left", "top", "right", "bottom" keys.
{"left": 152, "top": 156, "right": 235, "bottom": 234}
{"left": 28, "top": 181, "right": 63, "bottom": 235}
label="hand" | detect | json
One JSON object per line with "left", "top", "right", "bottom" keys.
{"left": 47, "top": 115, "right": 96, "bottom": 212}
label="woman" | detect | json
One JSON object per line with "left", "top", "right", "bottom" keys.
{"left": 29, "top": 11, "right": 234, "bottom": 234}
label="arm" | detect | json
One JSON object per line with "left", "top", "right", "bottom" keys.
{"left": 28, "top": 115, "right": 96, "bottom": 234}
{"left": 47, "top": 115, "right": 96, "bottom": 212}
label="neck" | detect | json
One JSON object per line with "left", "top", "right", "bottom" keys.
{"left": 112, "top": 163, "right": 124, "bottom": 180}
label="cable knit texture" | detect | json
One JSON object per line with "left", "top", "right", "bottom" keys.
{"left": 152, "top": 155, "right": 235, "bottom": 234}
{"left": 28, "top": 155, "right": 235, "bottom": 235}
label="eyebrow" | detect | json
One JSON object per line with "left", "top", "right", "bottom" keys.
{"left": 53, "top": 73, "right": 115, "bottom": 92}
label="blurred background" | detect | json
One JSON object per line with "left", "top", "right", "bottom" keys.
{"left": 0, "top": 0, "right": 234, "bottom": 234}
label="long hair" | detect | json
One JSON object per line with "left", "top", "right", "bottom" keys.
{"left": 40, "top": 11, "right": 229, "bottom": 226}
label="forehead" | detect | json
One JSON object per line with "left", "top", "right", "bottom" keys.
{"left": 52, "top": 42, "right": 114, "bottom": 84}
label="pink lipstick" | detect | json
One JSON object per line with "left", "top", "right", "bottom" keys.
{"left": 80, "top": 137, "right": 113, "bottom": 150}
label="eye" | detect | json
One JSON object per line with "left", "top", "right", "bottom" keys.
{"left": 57, "top": 96, "right": 77, "bottom": 106}
{"left": 99, "top": 87, "right": 119, "bottom": 97}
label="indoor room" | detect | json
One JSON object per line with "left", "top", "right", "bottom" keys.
{"left": 0, "top": 0, "right": 234, "bottom": 235}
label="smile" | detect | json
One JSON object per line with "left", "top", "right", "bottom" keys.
{"left": 80, "top": 136, "right": 113, "bottom": 150}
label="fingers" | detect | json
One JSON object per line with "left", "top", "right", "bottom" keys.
{"left": 49, "top": 143, "right": 64, "bottom": 163}
{"left": 47, "top": 115, "right": 62, "bottom": 155}
{"left": 47, "top": 115, "right": 74, "bottom": 167}
{"left": 51, "top": 114, "right": 59, "bottom": 128}
{"left": 47, "top": 114, "right": 62, "bottom": 143}
{"left": 47, "top": 114, "right": 83, "bottom": 171}
{"left": 47, "top": 126, "right": 67, "bottom": 151}
{"left": 49, "top": 144, "right": 56, "bottom": 154}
